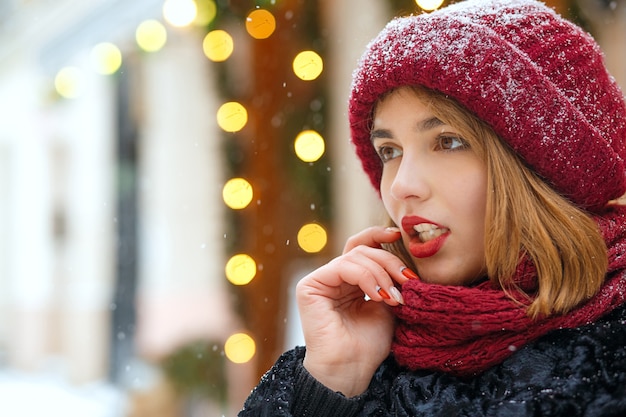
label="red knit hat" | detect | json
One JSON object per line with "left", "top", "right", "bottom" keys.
{"left": 349, "top": 0, "right": 626, "bottom": 212}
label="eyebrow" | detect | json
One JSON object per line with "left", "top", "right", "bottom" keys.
{"left": 370, "top": 116, "right": 445, "bottom": 142}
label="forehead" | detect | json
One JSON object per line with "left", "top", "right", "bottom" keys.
{"left": 372, "top": 87, "right": 432, "bottom": 120}
{"left": 375, "top": 86, "right": 427, "bottom": 107}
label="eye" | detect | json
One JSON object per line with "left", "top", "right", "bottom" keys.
{"left": 437, "top": 135, "right": 469, "bottom": 151}
{"left": 376, "top": 145, "right": 403, "bottom": 162}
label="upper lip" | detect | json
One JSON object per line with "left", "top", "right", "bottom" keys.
{"left": 401, "top": 215, "right": 444, "bottom": 236}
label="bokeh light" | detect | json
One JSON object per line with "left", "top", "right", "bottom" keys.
{"left": 293, "top": 50, "right": 323, "bottom": 81}
{"left": 163, "top": 0, "right": 197, "bottom": 27}
{"left": 216, "top": 101, "right": 248, "bottom": 132}
{"left": 224, "top": 333, "right": 256, "bottom": 364}
{"left": 297, "top": 223, "right": 328, "bottom": 253}
{"left": 203, "top": 29, "right": 234, "bottom": 62}
{"left": 294, "top": 130, "right": 325, "bottom": 162}
{"left": 195, "top": 0, "right": 217, "bottom": 26}
{"left": 225, "top": 254, "right": 257, "bottom": 285}
{"left": 136, "top": 20, "right": 168, "bottom": 52}
{"left": 416, "top": 0, "right": 445, "bottom": 11}
{"left": 54, "top": 66, "right": 83, "bottom": 99}
{"left": 245, "top": 9, "right": 276, "bottom": 39}
{"left": 222, "top": 177, "right": 253, "bottom": 209}
{"left": 91, "top": 42, "right": 122, "bottom": 75}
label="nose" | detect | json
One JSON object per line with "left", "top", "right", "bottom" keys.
{"left": 388, "top": 153, "right": 430, "bottom": 201}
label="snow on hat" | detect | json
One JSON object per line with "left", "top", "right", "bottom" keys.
{"left": 349, "top": 0, "right": 626, "bottom": 212}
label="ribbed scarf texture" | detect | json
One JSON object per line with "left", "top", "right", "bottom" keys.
{"left": 392, "top": 206, "right": 626, "bottom": 377}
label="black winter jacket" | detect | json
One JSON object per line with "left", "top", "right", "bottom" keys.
{"left": 239, "top": 303, "right": 626, "bottom": 416}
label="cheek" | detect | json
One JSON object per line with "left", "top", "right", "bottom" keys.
{"left": 467, "top": 175, "right": 488, "bottom": 216}
{"left": 454, "top": 173, "right": 488, "bottom": 237}
{"left": 379, "top": 175, "right": 398, "bottom": 218}
{"left": 449, "top": 162, "right": 487, "bottom": 206}
{"left": 380, "top": 195, "right": 396, "bottom": 224}
{"left": 458, "top": 179, "right": 486, "bottom": 209}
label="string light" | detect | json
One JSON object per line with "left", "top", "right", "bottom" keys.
{"left": 203, "top": 30, "right": 234, "bottom": 62}
{"left": 292, "top": 50, "right": 323, "bottom": 81}
{"left": 136, "top": 20, "right": 168, "bottom": 52}
{"left": 222, "top": 177, "right": 253, "bottom": 209}
{"left": 297, "top": 223, "right": 327, "bottom": 253}
{"left": 245, "top": 9, "right": 276, "bottom": 39}
{"left": 224, "top": 333, "right": 256, "bottom": 364}
{"left": 54, "top": 66, "right": 83, "bottom": 99}
{"left": 225, "top": 254, "right": 257, "bottom": 285}
{"left": 90, "top": 42, "right": 122, "bottom": 75}
{"left": 294, "top": 130, "right": 325, "bottom": 162}
{"left": 163, "top": 0, "right": 197, "bottom": 27}
{"left": 194, "top": 0, "right": 217, "bottom": 26}
{"left": 216, "top": 101, "right": 248, "bottom": 132}
{"left": 416, "top": 0, "right": 445, "bottom": 11}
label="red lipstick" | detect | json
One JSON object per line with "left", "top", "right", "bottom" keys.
{"left": 401, "top": 216, "right": 450, "bottom": 258}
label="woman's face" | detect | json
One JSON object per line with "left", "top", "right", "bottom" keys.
{"left": 372, "top": 87, "right": 488, "bottom": 286}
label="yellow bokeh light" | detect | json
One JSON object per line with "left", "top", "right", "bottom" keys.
{"left": 293, "top": 50, "right": 323, "bottom": 81}
{"left": 222, "top": 177, "right": 253, "bottom": 209}
{"left": 224, "top": 333, "right": 256, "bottom": 364}
{"left": 203, "top": 29, "right": 234, "bottom": 62}
{"left": 163, "top": 0, "right": 197, "bottom": 27}
{"left": 91, "top": 42, "right": 122, "bottom": 75}
{"left": 416, "top": 0, "right": 445, "bottom": 11}
{"left": 245, "top": 9, "right": 276, "bottom": 39}
{"left": 225, "top": 254, "right": 257, "bottom": 286}
{"left": 136, "top": 20, "right": 168, "bottom": 52}
{"left": 54, "top": 66, "right": 83, "bottom": 99}
{"left": 294, "top": 130, "right": 325, "bottom": 162}
{"left": 297, "top": 223, "right": 328, "bottom": 253}
{"left": 194, "top": 0, "right": 217, "bottom": 26}
{"left": 217, "top": 101, "right": 248, "bottom": 132}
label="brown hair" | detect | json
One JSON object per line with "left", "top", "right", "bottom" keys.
{"left": 381, "top": 86, "right": 607, "bottom": 319}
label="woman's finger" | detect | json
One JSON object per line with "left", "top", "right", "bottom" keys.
{"left": 342, "top": 226, "right": 402, "bottom": 253}
{"left": 346, "top": 244, "right": 420, "bottom": 286}
{"left": 304, "top": 250, "right": 409, "bottom": 305}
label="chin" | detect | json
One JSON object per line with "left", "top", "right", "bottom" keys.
{"left": 419, "top": 275, "right": 467, "bottom": 286}
{"left": 417, "top": 270, "right": 484, "bottom": 287}
{"left": 415, "top": 261, "right": 487, "bottom": 286}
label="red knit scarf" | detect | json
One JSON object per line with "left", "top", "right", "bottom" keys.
{"left": 391, "top": 206, "right": 626, "bottom": 377}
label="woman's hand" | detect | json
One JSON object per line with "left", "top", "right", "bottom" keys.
{"left": 296, "top": 226, "right": 413, "bottom": 397}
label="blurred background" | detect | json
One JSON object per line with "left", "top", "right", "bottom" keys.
{"left": 0, "top": 0, "right": 623, "bottom": 416}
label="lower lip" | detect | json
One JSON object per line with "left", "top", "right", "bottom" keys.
{"left": 408, "top": 233, "right": 449, "bottom": 258}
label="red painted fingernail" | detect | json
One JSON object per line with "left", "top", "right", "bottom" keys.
{"left": 401, "top": 267, "right": 419, "bottom": 280}
{"left": 376, "top": 286, "right": 391, "bottom": 300}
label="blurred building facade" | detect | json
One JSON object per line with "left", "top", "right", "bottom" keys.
{"left": 0, "top": 0, "right": 623, "bottom": 416}
{"left": 0, "top": 0, "right": 386, "bottom": 415}
{"left": 0, "top": 0, "right": 251, "bottom": 415}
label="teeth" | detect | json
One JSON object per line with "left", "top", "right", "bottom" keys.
{"left": 413, "top": 223, "right": 448, "bottom": 243}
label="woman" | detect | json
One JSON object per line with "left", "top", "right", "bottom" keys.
{"left": 239, "top": 0, "right": 626, "bottom": 415}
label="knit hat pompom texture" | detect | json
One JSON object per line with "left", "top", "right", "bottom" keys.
{"left": 349, "top": 0, "right": 626, "bottom": 212}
